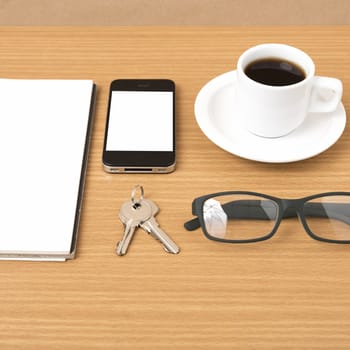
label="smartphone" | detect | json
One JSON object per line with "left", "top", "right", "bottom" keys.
{"left": 102, "top": 79, "right": 176, "bottom": 173}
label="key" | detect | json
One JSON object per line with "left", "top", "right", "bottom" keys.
{"left": 116, "top": 199, "right": 152, "bottom": 256}
{"left": 140, "top": 198, "right": 180, "bottom": 254}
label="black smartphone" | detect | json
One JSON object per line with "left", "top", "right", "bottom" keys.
{"left": 102, "top": 79, "right": 176, "bottom": 173}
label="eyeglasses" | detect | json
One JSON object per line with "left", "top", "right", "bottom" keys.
{"left": 184, "top": 191, "right": 350, "bottom": 244}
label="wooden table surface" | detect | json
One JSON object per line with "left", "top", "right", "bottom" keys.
{"left": 1, "top": 26, "right": 350, "bottom": 350}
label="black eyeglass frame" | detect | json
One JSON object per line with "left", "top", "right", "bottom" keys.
{"left": 184, "top": 191, "right": 350, "bottom": 244}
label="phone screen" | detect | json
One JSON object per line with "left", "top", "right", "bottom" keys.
{"left": 106, "top": 91, "right": 173, "bottom": 152}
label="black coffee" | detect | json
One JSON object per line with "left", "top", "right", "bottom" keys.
{"left": 244, "top": 58, "right": 306, "bottom": 86}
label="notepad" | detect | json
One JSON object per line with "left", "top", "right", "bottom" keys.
{"left": 0, "top": 79, "right": 96, "bottom": 261}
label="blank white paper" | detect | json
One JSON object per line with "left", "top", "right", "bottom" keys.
{"left": 0, "top": 79, "right": 94, "bottom": 259}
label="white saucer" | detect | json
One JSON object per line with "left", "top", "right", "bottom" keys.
{"left": 194, "top": 71, "right": 346, "bottom": 163}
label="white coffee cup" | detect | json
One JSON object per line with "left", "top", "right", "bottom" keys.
{"left": 236, "top": 43, "right": 343, "bottom": 138}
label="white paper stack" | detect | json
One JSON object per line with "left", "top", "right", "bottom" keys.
{"left": 0, "top": 79, "right": 96, "bottom": 261}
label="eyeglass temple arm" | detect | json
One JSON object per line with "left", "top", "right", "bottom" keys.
{"left": 224, "top": 201, "right": 350, "bottom": 225}
{"left": 184, "top": 200, "right": 277, "bottom": 231}
{"left": 184, "top": 201, "right": 350, "bottom": 231}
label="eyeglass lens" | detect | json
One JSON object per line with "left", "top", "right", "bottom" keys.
{"left": 303, "top": 195, "right": 350, "bottom": 241}
{"left": 203, "top": 194, "right": 278, "bottom": 240}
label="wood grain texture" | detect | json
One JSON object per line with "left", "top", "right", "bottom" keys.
{"left": 0, "top": 26, "right": 350, "bottom": 349}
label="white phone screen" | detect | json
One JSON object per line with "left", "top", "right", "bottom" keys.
{"left": 106, "top": 91, "right": 173, "bottom": 151}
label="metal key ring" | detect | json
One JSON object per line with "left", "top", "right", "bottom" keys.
{"left": 131, "top": 185, "right": 144, "bottom": 208}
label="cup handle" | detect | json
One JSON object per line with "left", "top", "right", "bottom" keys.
{"left": 308, "top": 76, "right": 343, "bottom": 113}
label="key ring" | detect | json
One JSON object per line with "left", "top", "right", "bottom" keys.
{"left": 131, "top": 185, "right": 144, "bottom": 208}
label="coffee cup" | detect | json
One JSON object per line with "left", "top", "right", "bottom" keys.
{"left": 236, "top": 43, "right": 343, "bottom": 138}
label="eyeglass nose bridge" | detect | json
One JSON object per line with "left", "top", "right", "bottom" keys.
{"left": 278, "top": 198, "right": 306, "bottom": 224}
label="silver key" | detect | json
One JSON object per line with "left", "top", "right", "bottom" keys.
{"left": 116, "top": 199, "right": 152, "bottom": 256}
{"left": 140, "top": 198, "right": 180, "bottom": 254}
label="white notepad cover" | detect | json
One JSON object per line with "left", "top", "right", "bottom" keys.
{"left": 0, "top": 79, "right": 94, "bottom": 260}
